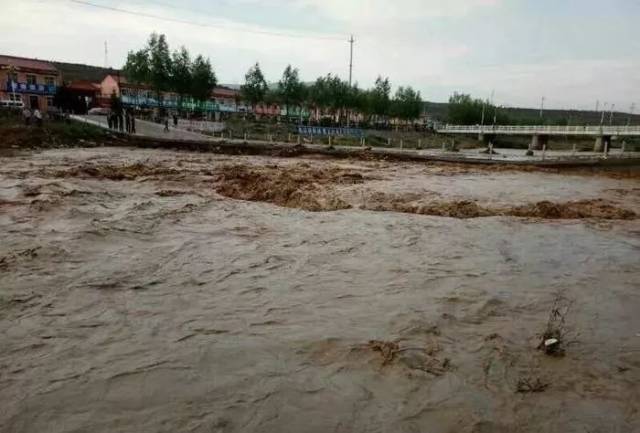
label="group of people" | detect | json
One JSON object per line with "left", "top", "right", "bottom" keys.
{"left": 22, "top": 107, "right": 43, "bottom": 127}
{"left": 107, "top": 110, "right": 136, "bottom": 134}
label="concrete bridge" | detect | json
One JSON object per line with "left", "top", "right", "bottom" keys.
{"left": 437, "top": 125, "right": 640, "bottom": 151}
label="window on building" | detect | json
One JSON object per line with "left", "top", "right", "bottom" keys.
{"left": 8, "top": 72, "right": 18, "bottom": 82}
{"left": 45, "top": 76, "right": 55, "bottom": 86}
{"left": 26, "top": 75, "right": 37, "bottom": 85}
{"left": 9, "top": 94, "right": 22, "bottom": 102}
{"left": 46, "top": 96, "right": 54, "bottom": 107}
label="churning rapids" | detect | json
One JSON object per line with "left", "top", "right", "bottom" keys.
{"left": 1, "top": 147, "right": 639, "bottom": 433}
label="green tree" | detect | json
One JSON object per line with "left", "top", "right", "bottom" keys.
{"left": 123, "top": 33, "right": 172, "bottom": 106}
{"left": 326, "top": 74, "right": 350, "bottom": 121}
{"left": 307, "top": 74, "right": 353, "bottom": 124}
{"left": 392, "top": 86, "right": 423, "bottom": 123}
{"left": 307, "top": 75, "right": 330, "bottom": 120}
{"left": 190, "top": 55, "right": 217, "bottom": 103}
{"left": 240, "top": 63, "right": 268, "bottom": 110}
{"left": 353, "top": 87, "right": 373, "bottom": 122}
{"left": 241, "top": 62, "right": 268, "bottom": 111}
{"left": 171, "top": 46, "right": 192, "bottom": 109}
{"left": 277, "top": 65, "right": 304, "bottom": 117}
{"left": 447, "top": 92, "right": 510, "bottom": 125}
{"left": 123, "top": 49, "right": 150, "bottom": 85}
{"left": 448, "top": 93, "right": 481, "bottom": 124}
{"left": 148, "top": 33, "right": 173, "bottom": 105}
{"left": 264, "top": 86, "right": 280, "bottom": 106}
{"left": 370, "top": 76, "right": 392, "bottom": 121}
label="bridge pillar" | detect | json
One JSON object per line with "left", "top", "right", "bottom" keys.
{"left": 529, "top": 134, "right": 548, "bottom": 151}
{"left": 478, "top": 133, "right": 494, "bottom": 144}
{"left": 594, "top": 136, "right": 611, "bottom": 153}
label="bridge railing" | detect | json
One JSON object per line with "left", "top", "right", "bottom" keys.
{"left": 438, "top": 125, "right": 640, "bottom": 135}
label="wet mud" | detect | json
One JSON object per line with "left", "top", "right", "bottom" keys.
{"left": 362, "top": 193, "right": 636, "bottom": 220}
{"left": 213, "top": 163, "right": 365, "bottom": 211}
{"left": 1, "top": 147, "right": 639, "bottom": 433}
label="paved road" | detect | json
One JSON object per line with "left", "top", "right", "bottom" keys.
{"left": 76, "top": 115, "right": 213, "bottom": 141}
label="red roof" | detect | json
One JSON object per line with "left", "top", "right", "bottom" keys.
{"left": 213, "top": 86, "right": 239, "bottom": 98}
{"left": 0, "top": 55, "right": 59, "bottom": 74}
{"left": 68, "top": 80, "right": 101, "bottom": 91}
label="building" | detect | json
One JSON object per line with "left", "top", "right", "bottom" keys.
{"left": 0, "top": 55, "right": 61, "bottom": 110}
{"left": 97, "top": 74, "right": 304, "bottom": 118}
{"left": 65, "top": 80, "right": 102, "bottom": 114}
{"left": 212, "top": 86, "right": 248, "bottom": 113}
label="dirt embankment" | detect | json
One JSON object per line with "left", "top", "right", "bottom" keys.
{"left": 52, "top": 163, "right": 185, "bottom": 181}
{"left": 212, "top": 164, "right": 364, "bottom": 211}
{"left": 210, "top": 164, "right": 637, "bottom": 220}
{"left": 363, "top": 193, "right": 636, "bottom": 220}
{"left": 364, "top": 195, "right": 637, "bottom": 220}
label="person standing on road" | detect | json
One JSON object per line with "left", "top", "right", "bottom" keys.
{"left": 33, "top": 109, "right": 43, "bottom": 127}
{"left": 173, "top": 114, "right": 178, "bottom": 127}
{"left": 22, "top": 107, "right": 31, "bottom": 126}
{"left": 130, "top": 114, "right": 136, "bottom": 134}
{"left": 107, "top": 113, "right": 113, "bottom": 129}
{"left": 164, "top": 116, "right": 170, "bottom": 133}
{"left": 125, "top": 110, "right": 131, "bottom": 134}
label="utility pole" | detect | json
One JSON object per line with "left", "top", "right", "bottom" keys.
{"left": 348, "top": 35, "right": 355, "bottom": 86}
{"left": 609, "top": 103, "right": 615, "bottom": 126}
{"left": 539, "top": 96, "right": 545, "bottom": 121}
{"left": 600, "top": 102, "right": 607, "bottom": 126}
{"left": 628, "top": 103, "right": 636, "bottom": 128}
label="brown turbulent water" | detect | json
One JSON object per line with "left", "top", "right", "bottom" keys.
{"left": 1, "top": 147, "right": 639, "bottom": 433}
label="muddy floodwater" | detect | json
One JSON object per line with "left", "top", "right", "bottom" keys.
{"left": 1, "top": 147, "right": 639, "bottom": 433}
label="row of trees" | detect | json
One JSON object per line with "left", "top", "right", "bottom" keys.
{"left": 122, "top": 33, "right": 423, "bottom": 123}
{"left": 123, "top": 33, "right": 217, "bottom": 107}
{"left": 447, "top": 93, "right": 510, "bottom": 125}
{"left": 242, "top": 63, "right": 423, "bottom": 123}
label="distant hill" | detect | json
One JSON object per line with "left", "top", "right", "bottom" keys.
{"left": 54, "top": 61, "right": 119, "bottom": 83}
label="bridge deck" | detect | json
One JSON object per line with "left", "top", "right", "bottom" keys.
{"left": 438, "top": 125, "right": 640, "bottom": 136}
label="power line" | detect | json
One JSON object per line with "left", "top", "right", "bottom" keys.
{"left": 69, "top": 0, "right": 346, "bottom": 41}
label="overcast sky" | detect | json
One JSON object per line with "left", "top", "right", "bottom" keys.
{"left": 3, "top": 0, "right": 640, "bottom": 111}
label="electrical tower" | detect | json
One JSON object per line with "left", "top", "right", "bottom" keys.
{"left": 104, "top": 41, "right": 109, "bottom": 68}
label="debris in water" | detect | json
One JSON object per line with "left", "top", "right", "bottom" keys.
{"left": 538, "top": 292, "right": 574, "bottom": 357}
{"left": 367, "top": 340, "right": 400, "bottom": 366}
{"left": 516, "top": 377, "right": 549, "bottom": 393}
